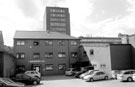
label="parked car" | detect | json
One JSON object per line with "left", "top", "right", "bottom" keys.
{"left": 117, "top": 70, "right": 135, "bottom": 82}
{"left": 132, "top": 73, "right": 135, "bottom": 81}
{"left": 0, "top": 78, "right": 25, "bottom": 87}
{"left": 80, "top": 70, "right": 99, "bottom": 79}
{"left": 13, "top": 73, "right": 40, "bottom": 85}
{"left": 65, "top": 68, "right": 78, "bottom": 76}
{"left": 74, "top": 66, "right": 93, "bottom": 78}
{"left": 25, "top": 71, "right": 41, "bottom": 79}
{"left": 83, "top": 70, "right": 109, "bottom": 82}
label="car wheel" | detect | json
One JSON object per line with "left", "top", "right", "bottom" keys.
{"left": 104, "top": 76, "right": 108, "bottom": 80}
{"left": 33, "top": 81, "right": 38, "bottom": 85}
{"left": 127, "top": 77, "right": 133, "bottom": 82}
{"left": 89, "top": 78, "right": 94, "bottom": 82}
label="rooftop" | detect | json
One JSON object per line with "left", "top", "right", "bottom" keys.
{"left": 14, "top": 31, "right": 79, "bottom": 40}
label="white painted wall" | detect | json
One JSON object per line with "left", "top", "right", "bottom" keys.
{"left": 83, "top": 43, "right": 112, "bottom": 78}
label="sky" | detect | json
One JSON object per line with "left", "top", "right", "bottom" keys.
{"left": 0, "top": 0, "right": 135, "bottom": 46}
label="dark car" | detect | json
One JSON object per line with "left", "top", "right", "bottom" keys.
{"left": 13, "top": 73, "right": 40, "bottom": 85}
{"left": 0, "top": 78, "right": 24, "bottom": 87}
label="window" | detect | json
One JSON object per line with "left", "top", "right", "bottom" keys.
{"left": 71, "top": 52, "right": 78, "bottom": 58}
{"left": 58, "top": 64, "right": 66, "bottom": 70}
{"left": 90, "top": 49, "right": 94, "bottom": 55}
{"left": 58, "top": 40, "right": 65, "bottom": 46}
{"left": 33, "top": 41, "right": 39, "bottom": 46}
{"left": 16, "top": 40, "right": 25, "bottom": 45}
{"left": 16, "top": 53, "right": 25, "bottom": 59}
{"left": 50, "top": 14, "right": 66, "bottom": 17}
{"left": 45, "top": 64, "right": 53, "bottom": 71}
{"left": 50, "top": 27, "right": 66, "bottom": 32}
{"left": 33, "top": 53, "right": 40, "bottom": 59}
{"left": 58, "top": 52, "right": 66, "bottom": 58}
{"left": 83, "top": 51, "right": 87, "bottom": 57}
{"left": 50, "top": 22, "right": 66, "bottom": 27}
{"left": 16, "top": 65, "right": 25, "bottom": 73}
{"left": 100, "top": 64, "right": 106, "bottom": 68}
{"left": 45, "top": 40, "right": 53, "bottom": 46}
{"left": 70, "top": 41, "right": 77, "bottom": 46}
{"left": 50, "top": 18, "right": 66, "bottom": 22}
{"left": 45, "top": 52, "right": 53, "bottom": 58}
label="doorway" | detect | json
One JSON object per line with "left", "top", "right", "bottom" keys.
{"left": 31, "top": 64, "right": 41, "bottom": 72}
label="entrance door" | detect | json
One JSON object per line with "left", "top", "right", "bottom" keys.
{"left": 31, "top": 64, "right": 40, "bottom": 72}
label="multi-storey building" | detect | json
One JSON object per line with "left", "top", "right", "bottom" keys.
{"left": 43, "top": 7, "right": 70, "bottom": 35}
{"left": 14, "top": 31, "right": 80, "bottom": 75}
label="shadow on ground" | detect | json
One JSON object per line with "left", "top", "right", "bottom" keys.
{"left": 41, "top": 75, "right": 77, "bottom": 81}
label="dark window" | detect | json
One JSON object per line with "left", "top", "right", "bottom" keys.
{"left": 70, "top": 41, "right": 77, "bottom": 46}
{"left": 16, "top": 53, "right": 25, "bottom": 59}
{"left": 33, "top": 53, "right": 40, "bottom": 59}
{"left": 83, "top": 51, "right": 87, "bottom": 57}
{"left": 45, "top": 40, "right": 53, "bottom": 46}
{"left": 45, "top": 52, "right": 53, "bottom": 58}
{"left": 90, "top": 49, "right": 94, "bottom": 55}
{"left": 33, "top": 41, "right": 39, "bottom": 46}
{"left": 45, "top": 64, "right": 53, "bottom": 71}
{"left": 71, "top": 52, "right": 78, "bottom": 58}
{"left": 58, "top": 52, "right": 66, "bottom": 58}
{"left": 16, "top": 65, "right": 25, "bottom": 73}
{"left": 58, "top": 64, "right": 66, "bottom": 70}
{"left": 58, "top": 40, "right": 65, "bottom": 46}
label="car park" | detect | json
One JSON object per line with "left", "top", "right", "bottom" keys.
{"left": 0, "top": 78, "right": 25, "bottom": 87}
{"left": 65, "top": 68, "right": 78, "bottom": 76}
{"left": 25, "top": 71, "right": 41, "bottom": 79}
{"left": 83, "top": 70, "right": 109, "bottom": 82}
{"left": 117, "top": 70, "right": 135, "bottom": 82}
{"left": 13, "top": 73, "right": 40, "bottom": 85}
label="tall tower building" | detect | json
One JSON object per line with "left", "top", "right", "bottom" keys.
{"left": 43, "top": 7, "right": 70, "bottom": 35}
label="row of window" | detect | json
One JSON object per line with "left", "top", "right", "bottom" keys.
{"left": 16, "top": 40, "right": 77, "bottom": 46}
{"left": 17, "top": 64, "right": 66, "bottom": 71}
{"left": 16, "top": 52, "right": 78, "bottom": 59}
{"left": 50, "top": 9, "right": 66, "bottom": 13}
{"left": 50, "top": 27, "right": 66, "bottom": 32}
{"left": 50, "top": 13, "right": 66, "bottom": 17}
{"left": 50, "top": 22, "right": 66, "bottom": 27}
{"left": 50, "top": 18, "right": 66, "bottom": 22}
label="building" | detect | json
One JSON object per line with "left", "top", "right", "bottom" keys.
{"left": 79, "top": 37, "right": 133, "bottom": 78}
{"left": 43, "top": 7, "right": 70, "bottom": 35}
{"left": 14, "top": 31, "right": 80, "bottom": 75}
{"left": 0, "top": 31, "right": 16, "bottom": 78}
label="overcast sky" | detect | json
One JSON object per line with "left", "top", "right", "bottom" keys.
{"left": 0, "top": 0, "right": 135, "bottom": 46}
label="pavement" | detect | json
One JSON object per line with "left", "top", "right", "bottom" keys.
{"left": 25, "top": 75, "right": 135, "bottom": 87}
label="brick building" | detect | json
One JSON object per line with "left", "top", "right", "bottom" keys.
{"left": 14, "top": 31, "right": 80, "bottom": 75}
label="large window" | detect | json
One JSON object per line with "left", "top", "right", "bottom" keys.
{"left": 45, "top": 52, "right": 53, "bottom": 58}
{"left": 45, "top": 64, "right": 53, "bottom": 71}
{"left": 50, "top": 14, "right": 66, "bottom": 17}
{"left": 70, "top": 41, "right": 77, "bottom": 46}
{"left": 33, "top": 53, "right": 40, "bottom": 59}
{"left": 16, "top": 40, "right": 25, "bottom": 46}
{"left": 50, "top": 9, "right": 66, "bottom": 13}
{"left": 16, "top": 53, "right": 25, "bottom": 59}
{"left": 58, "top": 64, "right": 66, "bottom": 70}
{"left": 33, "top": 41, "right": 39, "bottom": 46}
{"left": 58, "top": 40, "right": 65, "bottom": 46}
{"left": 58, "top": 52, "right": 66, "bottom": 58}
{"left": 71, "top": 52, "right": 78, "bottom": 58}
{"left": 45, "top": 40, "right": 53, "bottom": 46}
{"left": 16, "top": 65, "right": 25, "bottom": 73}
{"left": 90, "top": 49, "right": 94, "bottom": 55}
{"left": 50, "top": 22, "right": 66, "bottom": 27}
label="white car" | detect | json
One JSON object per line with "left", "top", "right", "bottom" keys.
{"left": 65, "top": 68, "right": 77, "bottom": 76}
{"left": 80, "top": 70, "right": 98, "bottom": 79}
{"left": 132, "top": 73, "right": 135, "bottom": 81}
{"left": 25, "top": 71, "right": 41, "bottom": 78}
{"left": 83, "top": 71, "right": 109, "bottom": 82}
{"left": 117, "top": 70, "right": 135, "bottom": 82}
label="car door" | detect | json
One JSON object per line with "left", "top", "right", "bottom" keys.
{"left": 100, "top": 72, "right": 105, "bottom": 79}
{"left": 94, "top": 72, "right": 101, "bottom": 80}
